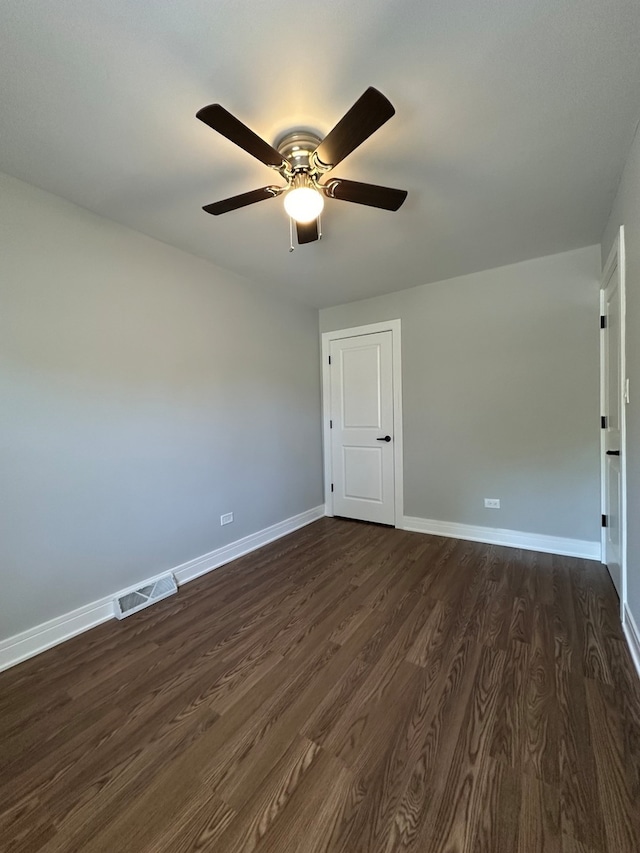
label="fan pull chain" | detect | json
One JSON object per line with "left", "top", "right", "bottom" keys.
{"left": 288, "top": 217, "right": 294, "bottom": 252}
{"left": 318, "top": 214, "right": 322, "bottom": 240}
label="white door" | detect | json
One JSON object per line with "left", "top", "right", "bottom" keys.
{"left": 601, "top": 257, "right": 623, "bottom": 598}
{"left": 329, "top": 331, "right": 395, "bottom": 525}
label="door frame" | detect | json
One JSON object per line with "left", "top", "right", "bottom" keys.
{"left": 321, "top": 320, "right": 404, "bottom": 526}
{"left": 600, "top": 225, "right": 627, "bottom": 619}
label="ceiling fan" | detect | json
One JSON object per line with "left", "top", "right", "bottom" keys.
{"left": 196, "top": 87, "right": 408, "bottom": 246}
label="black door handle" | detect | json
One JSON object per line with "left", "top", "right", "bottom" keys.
{"left": 376, "top": 435, "right": 391, "bottom": 442}
{"left": 606, "top": 450, "right": 620, "bottom": 456}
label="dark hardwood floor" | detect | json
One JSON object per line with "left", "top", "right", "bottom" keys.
{"left": 1, "top": 517, "right": 640, "bottom": 852}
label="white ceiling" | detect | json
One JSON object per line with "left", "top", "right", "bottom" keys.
{"left": 1, "top": 1, "right": 639, "bottom": 308}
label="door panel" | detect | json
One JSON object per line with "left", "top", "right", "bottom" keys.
{"left": 602, "top": 261, "right": 622, "bottom": 597}
{"left": 343, "top": 446, "right": 384, "bottom": 501}
{"left": 330, "top": 331, "right": 395, "bottom": 524}
{"left": 341, "top": 346, "right": 382, "bottom": 427}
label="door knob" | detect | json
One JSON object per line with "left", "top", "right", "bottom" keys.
{"left": 606, "top": 449, "right": 621, "bottom": 456}
{"left": 376, "top": 435, "right": 391, "bottom": 442}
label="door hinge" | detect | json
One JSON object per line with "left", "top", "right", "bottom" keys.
{"left": 331, "top": 483, "right": 334, "bottom": 492}
{"left": 600, "top": 315, "right": 606, "bottom": 329}
{"left": 329, "top": 419, "right": 332, "bottom": 428}
{"left": 602, "top": 514, "right": 607, "bottom": 528}
{"left": 328, "top": 355, "right": 332, "bottom": 365}
{"left": 601, "top": 415, "right": 607, "bottom": 429}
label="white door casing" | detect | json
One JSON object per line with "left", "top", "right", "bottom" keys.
{"left": 600, "top": 226, "right": 627, "bottom": 612}
{"left": 322, "top": 321, "right": 403, "bottom": 527}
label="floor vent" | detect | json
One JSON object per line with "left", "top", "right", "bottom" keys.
{"left": 114, "top": 574, "right": 178, "bottom": 619}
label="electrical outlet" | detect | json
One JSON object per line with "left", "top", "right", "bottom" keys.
{"left": 484, "top": 498, "right": 500, "bottom": 509}
{"left": 220, "top": 512, "right": 233, "bottom": 526}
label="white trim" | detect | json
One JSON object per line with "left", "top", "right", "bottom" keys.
{"left": 0, "top": 597, "right": 114, "bottom": 673}
{"left": 321, "top": 320, "right": 404, "bottom": 527}
{"left": 0, "top": 504, "right": 325, "bottom": 673}
{"left": 623, "top": 604, "right": 640, "bottom": 682}
{"left": 172, "top": 505, "right": 325, "bottom": 584}
{"left": 600, "top": 226, "right": 628, "bottom": 620}
{"left": 402, "top": 516, "right": 601, "bottom": 560}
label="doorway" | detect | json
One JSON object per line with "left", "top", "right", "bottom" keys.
{"left": 322, "top": 321, "right": 403, "bottom": 526}
{"left": 600, "top": 226, "right": 627, "bottom": 614}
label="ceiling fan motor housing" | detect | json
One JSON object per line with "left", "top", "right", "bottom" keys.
{"left": 275, "top": 130, "right": 323, "bottom": 176}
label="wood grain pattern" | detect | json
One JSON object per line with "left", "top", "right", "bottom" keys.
{"left": 1, "top": 517, "right": 639, "bottom": 852}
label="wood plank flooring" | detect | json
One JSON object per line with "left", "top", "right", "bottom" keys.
{"left": 1, "top": 517, "right": 640, "bottom": 852}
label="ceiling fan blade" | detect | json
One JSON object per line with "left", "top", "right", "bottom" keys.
{"left": 203, "top": 186, "right": 282, "bottom": 215}
{"left": 296, "top": 219, "right": 319, "bottom": 244}
{"left": 323, "top": 178, "right": 407, "bottom": 211}
{"left": 312, "top": 87, "right": 396, "bottom": 170}
{"left": 196, "top": 104, "right": 287, "bottom": 169}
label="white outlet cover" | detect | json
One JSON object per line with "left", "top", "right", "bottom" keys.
{"left": 220, "top": 512, "right": 234, "bottom": 525}
{"left": 484, "top": 498, "right": 500, "bottom": 509}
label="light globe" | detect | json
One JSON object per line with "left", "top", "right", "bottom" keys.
{"left": 284, "top": 187, "right": 324, "bottom": 223}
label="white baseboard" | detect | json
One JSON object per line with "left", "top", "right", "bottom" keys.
{"left": 623, "top": 604, "right": 640, "bottom": 681}
{"left": 0, "top": 504, "right": 325, "bottom": 673}
{"left": 0, "top": 596, "right": 115, "bottom": 674}
{"left": 172, "top": 505, "right": 325, "bottom": 584}
{"left": 401, "top": 516, "right": 601, "bottom": 561}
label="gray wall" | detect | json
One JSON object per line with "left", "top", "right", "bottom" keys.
{"left": 602, "top": 120, "right": 640, "bottom": 630}
{"left": 0, "top": 172, "right": 323, "bottom": 640}
{"left": 320, "top": 247, "right": 601, "bottom": 542}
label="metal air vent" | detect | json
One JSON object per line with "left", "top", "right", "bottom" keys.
{"left": 114, "top": 573, "right": 177, "bottom": 619}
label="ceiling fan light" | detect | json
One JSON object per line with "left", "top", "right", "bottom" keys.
{"left": 284, "top": 187, "right": 324, "bottom": 223}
